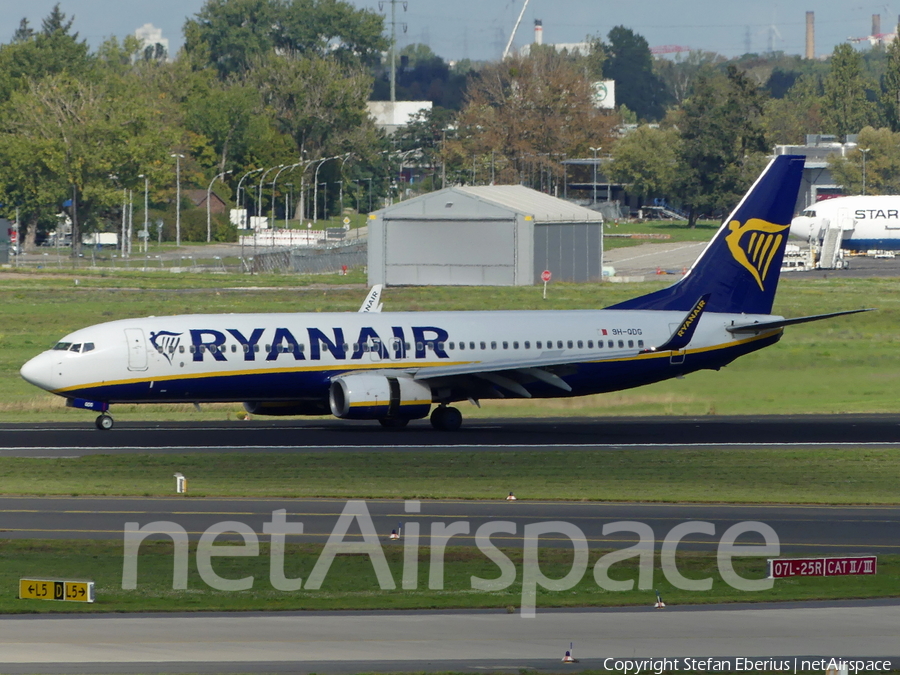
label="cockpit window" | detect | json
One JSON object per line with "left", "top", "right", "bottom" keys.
{"left": 69, "top": 343, "right": 82, "bottom": 352}
{"left": 802, "top": 209, "right": 816, "bottom": 217}
{"left": 53, "top": 342, "right": 73, "bottom": 351}
{"left": 83, "top": 343, "right": 95, "bottom": 352}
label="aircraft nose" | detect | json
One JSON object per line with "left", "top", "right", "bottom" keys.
{"left": 20, "top": 353, "right": 54, "bottom": 391}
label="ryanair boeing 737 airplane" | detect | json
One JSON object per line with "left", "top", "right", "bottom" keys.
{"left": 20, "top": 155, "right": 867, "bottom": 430}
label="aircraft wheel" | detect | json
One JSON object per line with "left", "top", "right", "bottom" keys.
{"left": 95, "top": 414, "right": 114, "bottom": 431}
{"left": 431, "top": 406, "right": 462, "bottom": 431}
{"left": 379, "top": 418, "right": 409, "bottom": 429}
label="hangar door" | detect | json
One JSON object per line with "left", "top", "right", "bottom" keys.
{"left": 533, "top": 223, "right": 603, "bottom": 283}
{"left": 383, "top": 218, "right": 517, "bottom": 286}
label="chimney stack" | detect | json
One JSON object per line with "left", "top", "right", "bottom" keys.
{"left": 534, "top": 19, "right": 543, "bottom": 45}
{"left": 805, "top": 11, "right": 814, "bottom": 59}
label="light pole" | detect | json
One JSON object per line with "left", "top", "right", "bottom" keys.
{"left": 138, "top": 174, "right": 149, "bottom": 253}
{"left": 284, "top": 183, "right": 293, "bottom": 228}
{"left": 171, "top": 153, "right": 184, "bottom": 247}
{"left": 313, "top": 155, "right": 341, "bottom": 222}
{"left": 271, "top": 162, "right": 301, "bottom": 229}
{"left": 257, "top": 165, "right": 284, "bottom": 229}
{"left": 861, "top": 147, "right": 870, "bottom": 195}
{"left": 236, "top": 168, "right": 262, "bottom": 228}
{"left": 589, "top": 146, "right": 601, "bottom": 205}
{"left": 206, "top": 169, "right": 232, "bottom": 243}
{"left": 337, "top": 153, "right": 353, "bottom": 215}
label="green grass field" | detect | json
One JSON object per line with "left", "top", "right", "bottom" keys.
{"left": 4, "top": 540, "right": 896, "bottom": 614}
{"left": 1, "top": 448, "right": 897, "bottom": 502}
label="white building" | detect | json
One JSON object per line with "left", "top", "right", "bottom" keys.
{"left": 134, "top": 23, "right": 169, "bottom": 59}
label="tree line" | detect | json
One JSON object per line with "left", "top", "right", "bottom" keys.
{"left": 2, "top": 2, "right": 898, "bottom": 249}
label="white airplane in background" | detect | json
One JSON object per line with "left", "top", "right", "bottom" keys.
{"left": 21, "top": 155, "right": 869, "bottom": 431}
{"left": 790, "top": 195, "right": 900, "bottom": 251}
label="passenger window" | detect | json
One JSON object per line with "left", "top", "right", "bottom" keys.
{"left": 459, "top": 342, "right": 465, "bottom": 350}
{"left": 638, "top": 340, "right": 644, "bottom": 348}
{"left": 438, "top": 342, "right": 445, "bottom": 350}
{"left": 449, "top": 342, "right": 455, "bottom": 350}
{"left": 480, "top": 341, "right": 486, "bottom": 350}
{"left": 513, "top": 341, "right": 519, "bottom": 349}
{"left": 179, "top": 346, "right": 185, "bottom": 353}
{"left": 598, "top": 341, "right": 603, "bottom": 348}
{"left": 503, "top": 341, "right": 509, "bottom": 349}
{"left": 557, "top": 340, "right": 563, "bottom": 349}
{"left": 567, "top": 340, "right": 573, "bottom": 349}
{"left": 618, "top": 340, "right": 624, "bottom": 348}
{"left": 253, "top": 344, "right": 260, "bottom": 352}
{"left": 577, "top": 340, "right": 583, "bottom": 348}
{"left": 536, "top": 341, "right": 542, "bottom": 349}
{"left": 524, "top": 341, "right": 530, "bottom": 349}
{"left": 190, "top": 346, "right": 196, "bottom": 354}
{"left": 491, "top": 341, "right": 497, "bottom": 350}
{"left": 243, "top": 344, "right": 249, "bottom": 353}
{"left": 299, "top": 344, "right": 305, "bottom": 352}
{"left": 265, "top": 344, "right": 271, "bottom": 352}
{"left": 405, "top": 342, "right": 411, "bottom": 350}
{"left": 628, "top": 340, "right": 634, "bottom": 348}
{"left": 588, "top": 340, "right": 593, "bottom": 348}
{"left": 417, "top": 342, "right": 424, "bottom": 351}
{"left": 469, "top": 342, "right": 475, "bottom": 350}
{"left": 608, "top": 340, "right": 613, "bottom": 348}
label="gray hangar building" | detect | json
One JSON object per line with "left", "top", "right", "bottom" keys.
{"left": 367, "top": 185, "right": 604, "bottom": 286}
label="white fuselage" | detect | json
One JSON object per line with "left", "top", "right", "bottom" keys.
{"left": 20, "top": 308, "right": 781, "bottom": 409}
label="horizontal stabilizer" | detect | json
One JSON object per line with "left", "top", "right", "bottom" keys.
{"left": 726, "top": 308, "right": 874, "bottom": 334}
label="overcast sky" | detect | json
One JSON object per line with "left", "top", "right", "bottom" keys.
{"left": 0, "top": 0, "right": 895, "bottom": 62}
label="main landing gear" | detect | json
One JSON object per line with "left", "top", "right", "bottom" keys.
{"left": 430, "top": 405, "right": 462, "bottom": 431}
{"left": 95, "top": 414, "right": 114, "bottom": 431}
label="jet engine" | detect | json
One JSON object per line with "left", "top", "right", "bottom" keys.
{"left": 329, "top": 374, "right": 432, "bottom": 421}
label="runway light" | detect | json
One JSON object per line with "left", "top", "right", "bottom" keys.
{"left": 174, "top": 472, "right": 187, "bottom": 494}
{"left": 506, "top": 492, "right": 517, "bottom": 501}
{"left": 562, "top": 642, "right": 578, "bottom": 663}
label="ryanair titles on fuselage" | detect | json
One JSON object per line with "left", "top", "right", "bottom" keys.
{"left": 150, "top": 325, "right": 452, "bottom": 364}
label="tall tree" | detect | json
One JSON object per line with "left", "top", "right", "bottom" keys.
{"left": 184, "top": 0, "right": 387, "bottom": 78}
{"left": 608, "top": 126, "right": 681, "bottom": 203}
{"left": 604, "top": 26, "right": 669, "bottom": 121}
{"left": 822, "top": 43, "right": 875, "bottom": 138}
{"left": 829, "top": 126, "right": 900, "bottom": 195}
{"left": 764, "top": 74, "right": 824, "bottom": 145}
{"left": 881, "top": 30, "right": 900, "bottom": 132}
{"left": 673, "top": 65, "right": 769, "bottom": 228}
{"left": 452, "top": 49, "right": 616, "bottom": 187}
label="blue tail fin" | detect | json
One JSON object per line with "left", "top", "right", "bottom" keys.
{"left": 607, "top": 155, "right": 806, "bottom": 314}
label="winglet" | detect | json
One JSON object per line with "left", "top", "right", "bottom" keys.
{"left": 358, "top": 285, "right": 383, "bottom": 313}
{"left": 649, "top": 294, "right": 711, "bottom": 352}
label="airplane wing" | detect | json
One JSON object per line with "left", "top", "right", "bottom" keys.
{"left": 358, "top": 285, "right": 383, "bottom": 313}
{"left": 411, "top": 350, "right": 635, "bottom": 397}
{"left": 726, "top": 308, "right": 873, "bottom": 334}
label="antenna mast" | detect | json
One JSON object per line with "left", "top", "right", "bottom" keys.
{"left": 380, "top": 0, "right": 408, "bottom": 102}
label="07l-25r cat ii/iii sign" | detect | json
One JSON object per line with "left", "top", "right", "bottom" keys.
{"left": 21, "top": 155, "right": 868, "bottom": 431}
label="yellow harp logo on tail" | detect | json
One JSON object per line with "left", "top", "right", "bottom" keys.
{"left": 725, "top": 218, "right": 790, "bottom": 291}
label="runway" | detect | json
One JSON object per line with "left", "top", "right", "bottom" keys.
{"left": 2, "top": 416, "right": 898, "bottom": 674}
{"left": 1, "top": 496, "right": 899, "bottom": 554}
{"left": 0, "top": 601, "right": 898, "bottom": 672}
{"left": 2, "top": 414, "right": 900, "bottom": 456}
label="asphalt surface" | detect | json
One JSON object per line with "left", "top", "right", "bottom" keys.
{"left": 0, "top": 601, "right": 898, "bottom": 671}
{"left": 2, "top": 416, "right": 898, "bottom": 674}
{"left": 1, "top": 496, "right": 898, "bottom": 555}
{"left": 1, "top": 414, "right": 900, "bottom": 456}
